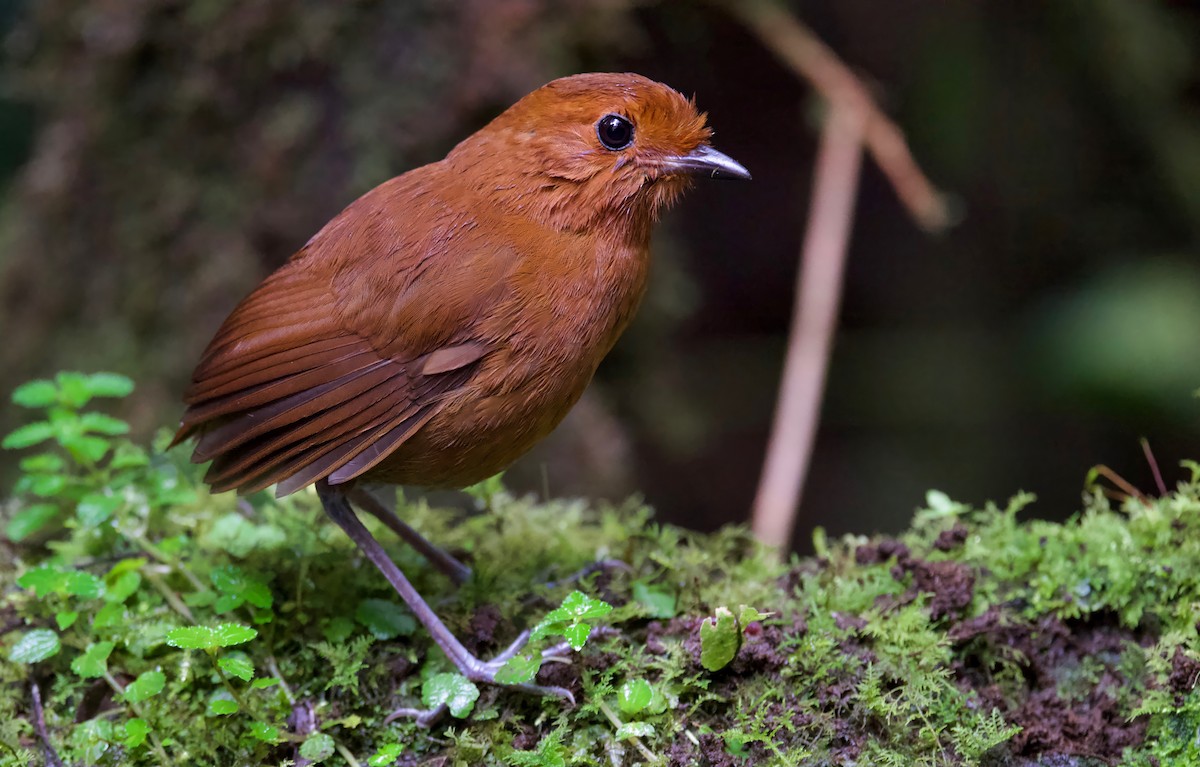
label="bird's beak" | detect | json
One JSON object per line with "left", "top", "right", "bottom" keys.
{"left": 660, "top": 144, "right": 752, "bottom": 181}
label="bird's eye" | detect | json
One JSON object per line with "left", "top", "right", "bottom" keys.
{"left": 596, "top": 114, "right": 634, "bottom": 151}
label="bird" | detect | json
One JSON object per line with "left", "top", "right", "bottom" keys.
{"left": 173, "top": 72, "right": 749, "bottom": 705}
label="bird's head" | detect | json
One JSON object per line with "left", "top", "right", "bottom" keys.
{"left": 446, "top": 73, "right": 750, "bottom": 240}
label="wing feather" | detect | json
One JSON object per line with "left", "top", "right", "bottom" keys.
{"left": 176, "top": 256, "right": 486, "bottom": 495}
{"left": 175, "top": 169, "right": 525, "bottom": 495}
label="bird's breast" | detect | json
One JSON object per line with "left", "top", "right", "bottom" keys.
{"left": 367, "top": 236, "right": 651, "bottom": 488}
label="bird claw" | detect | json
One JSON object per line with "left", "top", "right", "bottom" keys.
{"left": 384, "top": 704, "right": 448, "bottom": 728}
{"left": 482, "top": 629, "right": 532, "bottom": 669}
{"left": 385, "top": 629, "right": 577, "bottom": 727}
{"left": 385, "top": 677, "right": 574, "bottom": 729}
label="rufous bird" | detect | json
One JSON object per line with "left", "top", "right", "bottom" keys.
{"left": 174, "top": 72, "right": 749, "bottom": 706}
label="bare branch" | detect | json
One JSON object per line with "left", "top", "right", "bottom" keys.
{"left": 751, "top": 108, "right": 866, "bottom": 550}
{"left": 30, "top": 679, "right": 64, "bottom": 767}
{"left": 726, "top": 0, "right": 952, "bottom": 232}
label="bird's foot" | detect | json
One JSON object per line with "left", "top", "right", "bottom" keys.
{"left": 384, "top": 631, "right": 577, "bottom": 727}
{"left": 458, "top": 629, "right": 576, "bottom": 700}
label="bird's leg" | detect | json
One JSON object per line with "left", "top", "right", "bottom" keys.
{"left": 348, "top": 487, "right": 472, "bottom": 586}
{"left": 316, "top": 480, "right": 574, "bottom": 704}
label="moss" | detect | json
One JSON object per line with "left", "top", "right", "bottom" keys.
{"left": 2, "top": 383, "right": 1198, "bottom": 765}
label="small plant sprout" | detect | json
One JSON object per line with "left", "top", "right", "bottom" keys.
{"left": 4, "top": 373, "right": 1199, "bottom": 764}
{"left": 700, "top": 605, "right": 772, "bottom": 672}
{"left": 496, "top": 590, "right": 613, "bottom": 685}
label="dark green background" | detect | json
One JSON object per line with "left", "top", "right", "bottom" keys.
{"left": 1, "top": 0, "right": 1196, "bottom": 551}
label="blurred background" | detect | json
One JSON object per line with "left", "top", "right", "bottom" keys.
{"left": 0, "top": 0, "right": 1197, "bottom": 552}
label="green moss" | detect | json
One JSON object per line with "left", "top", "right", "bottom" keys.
{"left": 2, "top": 380, "right": 1198, "bottom": 765}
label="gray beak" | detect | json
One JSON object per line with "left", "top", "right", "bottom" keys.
{"left": 661, "top": 144, "right": 752, "bottom": 181}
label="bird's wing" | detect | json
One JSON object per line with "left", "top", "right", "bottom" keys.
{"left": 174, "top": 174, "right": 519, "bottom": 496}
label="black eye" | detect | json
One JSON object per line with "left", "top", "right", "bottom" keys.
{"left": 596, "top": 114, "right": 634, "bottom": 150}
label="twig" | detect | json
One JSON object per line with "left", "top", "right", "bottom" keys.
{"left": 143, "top": 568, "right": 196, "bottom": 623}
{"left": 266, "top": 654, "right": 297, "bottom": 705}
{"left": 724, "top": 0, "right": 949, "bottom": 549}
{"left": 1088, "top": 465, "right": 1150, "bottom": 506}
{"left": 724, "top": 0, "right": 952, "bottom": 232}
{"left": 1140, "top": 438, "right": 1168, "bottom": 496}
{"left": 30, "top": 679, "right": 65, "bottom": 767}
{"left": 597, "top": 700, "right": 659, "bottom": 764}
{"left": 101, "top": 671, "right": 171, "bottom": 764}
{"left": 334, "top": 740, "right": 364, "bottom": 767}
{"left": 749, "top": 107, "right": 865, "bottom": 551}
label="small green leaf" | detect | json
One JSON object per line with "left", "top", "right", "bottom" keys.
{"left": 617, "top": 679, "right": 654, "bottom": 715}
{"left": 206, "top": 691, "right": 239, "bottom": 716}
{"left": 79, "top": 412, "right": 130, "bottom": 436}
{"left": 19, "top": 453, "right": 64, "bottom": 473}
{"left": 71, "top": 642, "right": 115, "bottom": 678}
{"left": 632, "top": 581, "right": 676, "bottom": 619}
{"left": 110, "top": 443, "right": 149, "bottom": 469}
{"left": 737, "top": 605, "right": 771, "bottom": 625}
{"left": 84, "top": 372, "right": 134, "bottom": 399}
{"left": 56, "top": 611, "right": 78, "bottom": 630}
{"left": 167, "top": 623, "right": 257, "bottom": 650}
{"left": 5, "top": 504, "right": 59, "bottom": 542}
{"left": 925, "top": 489, "right": 968, "bottom": 517}
{"left": 18, "top": 565, "right": 65, "bottom": 597}
{"left": 699, "top": 607, "right": 740, "bottom": 672}
{"left": 77, "top": 493, "right": 120, "bottom": 527}
{"left": 105, "top": 571, "right": 142, "bottom": 603}
{"left": 563, "top": 623, "right": 591, "bottom": 651}
{"left": 213, "top": 623, "right": 258, "bottom": 647}
{"left": 184, "top": 590, "right": 217, "bottom": 608}
{"left": 214, "top": 593, "right": 243, "bottom": 613}
{"left": 495, "top": 654, "right": 541, "bottom": 684}
{"left": 9, "top": 629, "right": 61, "bottom": 663}
{"left": 124, "top": 670, "right": 165, "bottom": 703}
{"left": 250, "top": 677, "right": 280, "bottom": 689}
{"left": 12, "top": 380, "right": 58, "bottom": 408}
{"left": 321, "top": 616, "right": 355, "bottom": 643}
{"left": 211, "top": 566, "right": 274, "bottom": 612}
{"left": 299, "top": 732, "right": 336, "bottom": 762}
{"left": 723, "top": 730, "right": 750, "bottom": 756}
{"left": 242, "top": 582, "right": 273, "bottom": 609}
{"left": 248, "top": 721, "right": 279, "bottom": 743}
{"left": 165, "top": 626, "right": 215, "bottom": 650}
{"left": 2, "top": 421, "right": 55, "bottom": 449}
{"left": 615, "top": 722, "right": 655, "bottom": 740}
{"left": 63, "top": 435, "right": 109, "bottom": 464}
{"left": 72, "top": 718, "right": 115, "bottom": 764}
{"left": 56, "top": 372, "right": 93, "bottom": 408}
{"left": 26, "top": 472, "right": 67, "bottom": 497}
{"left": 422, "top": 672, "right": 480, "bottom": 719}
{"left": 531, "top": 590, "right": 613, "bottom": 644}
{"left": 251, "top": 607, "right": 273, "bottom": 625}
{"left": 355, "top": 599, "right": 416, "bottom": 640}
{"left": 106, "top": 557, "right": 147, "bottom": 579}
{"left": 552, "top": 590, "right": 613, "bottom": 622}
{"left": 218, "top": 655, "right": 254, "bottom": 682}
{"left": 208, "top": 564, "right": 246, "bottom": 594}
{"left": 368, "top": 743, "right": 404, "bottom": 767}
{"left": 63, "top": 570, "right": 104, "bottom": 599}
{"left": 124, "top": 718, "right": 150, "bottom": 748}
{"left": 93, "top": 602, "right": 126, "bottom": 628}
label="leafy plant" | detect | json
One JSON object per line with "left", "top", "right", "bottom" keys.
{"left": 496, "top": 590, "right": 613, "bottom": 685}
{"left": 699, "top": 604, "right": 770, "bottom": 671}
{"left": 2, "top": 373, "right": 1198, "bottom": 766}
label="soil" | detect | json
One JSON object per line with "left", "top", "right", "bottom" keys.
{"left": 656, "top": 535, "right": 1151, "bottom": 766}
